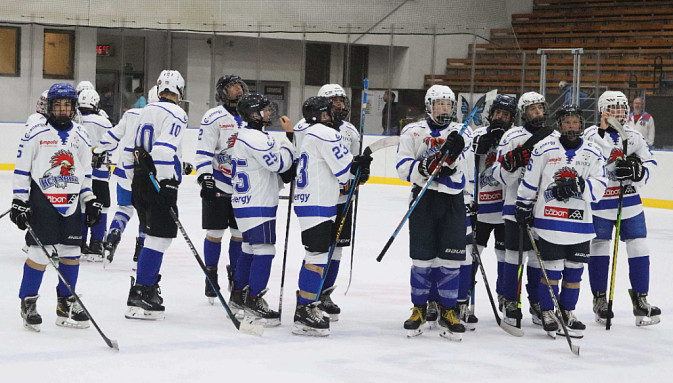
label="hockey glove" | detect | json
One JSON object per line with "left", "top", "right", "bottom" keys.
{"left": 615, "top": 156, "right": 645, "bottom": 182}
{"left": 197, "top": 173, "right": 218, "bottom": 200}
{"left": 466, "top": 202, "right": 478, "bottom": 215}
{"left": 91, "top": 148, "right": 108, "bottom": 169}
{"left": 157, "top": 179, "right": 179, "bottom": 207}
{"left": 10, "top": 199, "right": 30, "bottom": 231}
{"left": 515, "top": 201, "right": 534, "bottom": 226}
{"left": 280, "top": 162, "right": 297, "bottom": 184}
{"left": 551, "top": 176, "right": 585, "bottom": 201}
{"left": 473, "top": 130, "right": 498, "bottom": 155}
{"left": 351, "top": 154, "right": 373, "bottom": 184}
{"left": 499, "top": 147, "right": 531, "bottom": 172}
{"left": 182, "top": 162, "right": 194, "bottom": 175}
{"left": 440, "top": 131, "right": 466, "bottom": 162}
{"left": 85, "top": 199, "right": 103, "bottom": 227}
{"left": 418, "top": 153, "right": 457, "bottom": 179}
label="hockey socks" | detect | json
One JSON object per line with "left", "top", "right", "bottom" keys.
{"left": 435, "top": 266, "right": 460, "bottom": 308}
{"left": 297, "top": 262, "right": 326, "bottom": 305}
{"left": 249, "top": 254, "right": 274, "bottom": 297}
{"left": 502, "top": 262, "right": 521, "bottom": 301}
{"left": 90, "top": 213, "right": 108, "bottom": 241}
{"left": 204, "top": 238, "right": 222, "bottom": 267}
{"left": 323, "top": 259, "right": 341, "bottom": 290}
{"left": 560, "top": 267, "right": 583, "bottom": 311}
{"left": 628, "top": 256, "right": 650, "bottom": 293}
{"left": 538, "top": 269, "right": 562, "bottom": 311}
{"left": 410, "top": 265, "right": 432, "bottom": 306}
{"left": 233, "top": 251, "right": 253, "bottom": 291}
{"left": 19, "top": 263, "right": 45, "bottom": 299}
{"left": 526, "top": 266, "right": 541, "bottom": 304}
{"left": 457, "top": 263, "right": 472, "bottom": 301}
{"left": 496, "top": 261, "right": 505, "bottom": 295}
{"left": 136, "top": 248, "right": 164, "bottom": 286}
{"left": 588, "top": 255, "right": 609, "bottom": 292}
{"left": 109, "top": 208, "right": 132, "bottom": 235}
{"left": 56, "top": 258, "right": 80, "bottom": 297}
{"left": 229, "top": 239, "right": 242, "bottom": 269}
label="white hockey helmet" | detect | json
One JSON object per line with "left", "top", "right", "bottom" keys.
{"left": 156, "top": 70, "right": 185, "bottom": 100}
{"left": 518, "top": 91, "right": 547, "bottom": 127}
{"left": 318, "top": 84, "right": 350, "bottom": 122}
{"left": 76, "top": 80, "right": 94, "bottom": 94}
{"left": 36, "top": 89, "right": 49, "bottom": 114}
{"left": 598, "top": 90, "right": 630, "bottom": 124}
{"left": 147, "top": 85, "right": 159, "bottom": 104}
{"left": 318, "top": 84, "right": 346, "bottom": 98}
{"left": 425, "top": 85, "right": 456, "bottom": 125}
{"left": 78, "top": 88, "right": 100, "bottom": 111}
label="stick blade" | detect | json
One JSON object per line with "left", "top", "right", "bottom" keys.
{"left": 365, "top": 136, "right": 400, "bottom": 156}
{"left": 606, "top": 116, "right": 627, "bottom": 137}
{"left": 107, "top": 339, "right": 120, "bottom": 351}
{"left": 238, "top": 317, "right": 265, "bottom": 336}
{"left": 500, "top": 321, "right": 525, "bottom": 337}
{"left": 571, "top": 344, "right": 580, "bottom": 356}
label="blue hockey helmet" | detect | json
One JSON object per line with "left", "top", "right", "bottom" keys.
{"left": 47, "top": 83, "right": 78, "bottom": 123}
{"left": 488, "top": 94, "right": 518, "bottom": 128}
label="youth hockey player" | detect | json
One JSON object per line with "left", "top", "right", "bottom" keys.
{"left": 195, "top": 75, "right": 248, "bottom": 304}
{"left": 123, "top": 70, "right": 188, "bottom": 320}
{"left": 228, "top": 93, "right": 295, "bottom": 327}
{"left": 78, "top": 88, "right": 113, "bottom": 261}
{"left": 516, "top": 105, "right": 607, "bottom": 338}
{"left": 585, "top": 91, "right": 661, "bottom": 326}
{"left": 395, "top": 85, "right": 470, "bottom": 340}
{"left": 492, "top": 91, "right": 552, "bottom": 329}
{"left": 461, "top": 94, "right": 518, "bottom": 327}
{"left": 97, "top": 86, "right": 159, "bottom": 264}
{"left": 12, "top": 83, "right": 102, "bottom": 331}
{"left": 292, "top": 96, "right": 372, "bottom": 336}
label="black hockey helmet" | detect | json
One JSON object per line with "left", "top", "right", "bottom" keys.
{"left": 488, "top": 94, "right": 518, "bottom": 127}
{"left": 302, "top": 96, "right": 332, "bottom": 126}
{"left": 216, "top": 75, "right": 249, "bottom": 105}
{"left": 237, "top": 93, "right": 272, "bottom": 130}
{"left": 555, "top": 104, "right": 585, "bottom": 139}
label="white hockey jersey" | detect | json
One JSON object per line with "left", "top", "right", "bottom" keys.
{"left": 26, "top": 113, "right": 46, "bottom": 129}
{"left": 195, "top": 105, "right": 243, "bottom": 195}
{"left": 230, "top": 126, "right": 294, "bottom": 232}
{"left": 471, "top": 126, "right": 505, "bottom": 224}
{"left": 97, "top": 108, "right": 141, "bottom": 185}
{"left": 396, "top": 120, "right": 473, "bottom": 196}
{"left": 293, "top": 123, "right": 353, "bottom": 230}
{"left": 121, "top": 101, "right": 188, "bottom": 183}
{"left": 518, "top": 136, "right": 607, "bottom": 245}
{"left": 13, "top": 118, "right": 94, "bottom": 217}
{"left": 80, "top": 112, "right": 113, "bottom": 182}
{"left": 492, "top": 126, "right": 559, "bottom": 222}
{"left": 583, "top": 125, "right": 656, "bottom": 220}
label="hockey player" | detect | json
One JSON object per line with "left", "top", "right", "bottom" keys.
{"left": 516, "top": 105, "right": 607, "bottom": 338}
{"left": 585, "top": 91, "right": 661, "bottom": 326}
{"left": 461, "top": 94, "right": 518, "bottom": 327}
{"left": 12, "top": 83, "right": 102, "bottom": 331}
{"left": 396, "top": 85, "right": 470, "bottom": 340}
{"left": 228, "top": 93, "right": 295, "bottom": 327}
{"left": 292, "top": 96, "right": 372, "bottom": 336}
{"left": 195, "top": 75, "right": 248, "bottom": 304}
{"left": 123, "top": 70, "right": 188, "bottom": 320}
{"left": 78, "top": 88, "right": 113, "bottom": 261}
{"left": 97, "top": 86, "right": 159, "bottom": 265}
{"left": 290, "top": 83, "right": 360, "bottom": 321}
{"left": 492, "top": 91, "right": 552, "bottom": 329}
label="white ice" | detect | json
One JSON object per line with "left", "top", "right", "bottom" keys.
{"left": 0, "top": 172, "right": 671, "bottom": 382}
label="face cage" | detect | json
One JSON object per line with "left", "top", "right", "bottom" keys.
{"left": 427, "top": 99, "right": 455, "bottom": 125}
{"left": 603, "top": 104, "right": 630, "bottom": 124}
{"left": 220, "top": 81, "right": 249, "bottom": 104}
{"left": 522, "top": 102, "right": 547, "bottom": 122}
{"left": 556, "top": 115, "right": 585, "bottom": 139}
{"left": 330, "top": 96, "right": 350, "bottom": 121}
{"left": 48, "top": 99, "right": 77, "bottom": 120}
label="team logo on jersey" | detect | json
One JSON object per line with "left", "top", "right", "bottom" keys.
{"left": 543, "top": 206, "right": 584, "bottom": 220}
{"left": 40, "top": 140, "right": 58, "bottom": 147}
{"left": 608, "top": 148, "right": 624, "bottom": 164}
{"left": 45, "top": 193, "right": 78, "bottom": 205}
{"left": 485, "top": 153, "right": 497, "bottom": 168}
{"left": 424, "top": 136, "right": 445, "bottom": 148}
{"left": 543, "top": 166, "right": 582, "bottom": 202}
{"left": 479, "top": 190, "right": 502, "bottom": 202}
{"left": 226, "top": 133, "right": 238, "bottom": 149}
{"left": 479, "top": 172, "right": 499, "bottom": 188}
{"left": 39, "top": 150, "right": 79, "bottom": 190}
{"left": 603, "top": 185, "right": 636, "bottom": 198}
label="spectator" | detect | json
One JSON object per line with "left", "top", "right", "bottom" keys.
{"left": 558, "top": 81, "right": 587, "bottom": 106}
{"left": 99, "top": 87, "right": 115, "bottom": 120}
{"left": 627, "top": 97, "right": 655, "bottom": 147}
{"left": 382, "top": 90, "right": 401, "bottom": 135}
{"left": 133, "top": 86, "right": 147, "bottom": 109}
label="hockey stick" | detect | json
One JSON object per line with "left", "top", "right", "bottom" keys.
{"left": 0, "top": 208, "right": 11, "bottom": 220}
{"left": 376, "top": 94, "right": 487, "bottom": 262}
{"left": 606, "top": 116, "right": 628, "bottom": 331}
{"left": 467, "top": 154, "right": 480, "bottom": 324}
{"left": 278, "top": 129, "right": 297, "bottom": 318}
{"left": 526, "top": 225, "right": 580, "bottom": 356}
{"left": 137, "top": 153, "right": 263, "bottom": 336}
{"left": 345, "top": 78, "right": 369, "bottom": 296}
{"left": 515, "top": 229, "right": 524, "bottom": 329}
{"left": 25, "top": 222, "right": 119, "bottom": 350}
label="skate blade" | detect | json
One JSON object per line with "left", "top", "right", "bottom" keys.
{"left": 22, "top": 245, "right": 29, "bottom": 254}
{"left": 207, "top": 297, "right": 215, "bottom": 305}
{"left": 23, "top": 322, "right": 41, "bottom": 332}
{"left": 55, "top": 317, "right": 91, "bottom": 329}
{"left": 425, "top": 320, "right": 438, "bottom": 330}
{"left": 292, "top": 323, "right": 330, "bottom": 337}
{"left": 500, "top": 321, "right": 525, "bottom": 337}
{"left": 238, "top": 317, "right": 264, "bottom": 336}
{"left": 558, "top": 328, "right": 584, "bottom": 339}
{"left": 244, "top": 313, "right": 281, "bottom": 328}
{"left": 595, "top": 314, "right": 608, "bottom": 325}
{"left": 327, "top": 313, "right": 339, "bottom": 322}
{"left": 531, "top": 316, "right": 542, "bottom": 326}
{"left": 502, "top": 316, "right": 521, "bottom": 327}
{"left": 545, "top": 330, "right": 557, "bottom": 339}
{"left": 463, "top": 321, "right": 477, "bottom": 331}
{"left": 132, "top": 262, "right": 137, "bottom": 271}
{"left": 636, "top": 315, "right": 661, "bottom": 326}
{"left": 124, "top": 306, "right": 165, "bottom": 320}
{"left": 439, "top": 329, "right": 463, "bottom": 341}
{"left": 406, "top": 328, "right": 424, "bottom": 337}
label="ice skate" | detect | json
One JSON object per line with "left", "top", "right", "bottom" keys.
{"left": 592, "top": 291, "right": 613, "bottom": 325}
{"left": 293, "top": 296, "right": 330, "bottom": 337}
{"left": 229, "top": 287, "right": 246, "bottom": 319}
{"left": 497, "top": 294, "right": 505, "bottom": 312}
{"left": 21, "top": 295, "right": 42, "bottom": 332}
{"left": 125, "top": 276, "right": 165, "bottom": 320}
{"left": 225, "top": 264, "right": 235, "bottom": 293}
{"left": 132, "top": 237, "right": 143, "bottom": 271}
{"left": 56, "top": 294, "right": 90, "bottom": 329}
{"left": 438, "top": 305, "right": 465, "bottom": 341}
{"left": 529, "top": 301, "right": 542, "bottom": 326}
{"left": 204, "top": 265, "right": 219, "bottom": 305}
{"left": 629, "top": 289, "right": 661, "bottom": 327}
{"left": 559, "top": 310, "right": 585, "bottom": 339}
{"left": 403, "top": 305, "right": 427, "bottom": 337}
{"left": 86, "top": 239, "right": 105, "bottom": 262}
{"left": 103, "top": 229, "right": 121, "bottom": 268}
{"left": 541, "top": 310, "right": 558, "bottom": 339}
{"left": 457, "top": 300, "right": 478, "bottom": 331}
{"left": 244, "top": 288, "right": 281, "bottom": 327}
{"left": 426, "top": 301, "right": 439, "bottom": 329}
{"left": 502, "top": 299, "right": 522, "bottom": 328}
{"left": 318, "top": 285, "right": 340, "bottom": 321}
